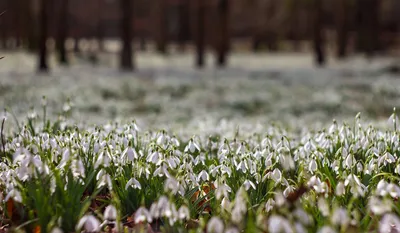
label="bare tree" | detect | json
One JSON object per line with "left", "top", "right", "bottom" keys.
{"left": 56, "top": 0, "right": 69, "bottom": 65}
{"left": 156, "top": 0, "right": 167, "bottom": 54}
{"left": 178, "top": 0, "right": 189, "bottom": 51}
{"left": 356, "top": 0, "right": 381, "bottom": 56}
{"left": 215, "top": 0, "right": 229, "bottom": 67}
{"left": 38, "top": 0, "right": 49, "bottom": 72}
{"left": 195, "top": 0, "right": 205, "bottom": 68}
{"left": 312, "top": 0, "right": 325, "bottom": 66}
{"left": 336, "top": 0, "right": 348, "bottom": 58}
{"left": 120, "top": 0, "right": 134, "bottom": 70}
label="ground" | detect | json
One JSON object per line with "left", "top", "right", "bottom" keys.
{"left": 0, "top": 51, "right": 399, "bottom": 134}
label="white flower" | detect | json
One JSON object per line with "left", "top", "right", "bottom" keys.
{"left": 50, "top": 227, "right": 63, "bottom": 233}
{"left": 294, "top": 208, "right": 311, "bottom": 225}
{"left": 243, "top": 180, "right": 256, "bottom": 191}
{"left": 104, "top": 205, "right": 117, "bottom": 221}
{"left": 134, "top": 207, "right": 152, "bottom": 224}
{"left": 207, "top": 217, "right": 224, "bottom": 233}
{"left": 318, "top": 197, "right": 330, "bottom": 217}
{"left": 122, "top": 147, "right": 137, "bottom": 162}
{"left": 380, "top": 214, "right": 400, "bottom": 233}
{"left": 4, "top": 189, "right": 22, "bottom": 203}
{"left": 215, "top": 183, "right": 232, "bottom": 200}
{"left": 221, "top": 197, "right": 231, "bottom": 211}
{"left": 387, "top": 183, "right": 400, "bottom": 198}
{"left": 125, "top": 178, "right": 141, "bottom": 190}
{"left": 331, "top": 208, "right": 349, "bottom": 228}
{"left": 309, "top": 159, "right": 317, "bottom": 173}
{"left": 178, "top": 206, "right": 190, "bottom": 220}
{"left": 76, "top": 215, "right": 101, "bottom": 232}
{"left": 317, "top": 226, "right": 336, "bottom": 233}
{"left": 377, "top": 180, "right": 389, "bottom": 196}
{"left": 225, "top": 227, "right": 240, "bottom": 233}
{"left": 197, "top": 170, "right": 209, "bottom": 182}
{"left": 335, "top": 182, "right": 345, "bottom": 196}
{"left": 369, "top": 196, "right": 391, "bottom": 215}
{"left": 265, "top": 198, "right": 275, "bottom": 212}
{"left": 268, "top": 215, "right": 293, "bottom": 233}
{"left": 271, "top": 168, "right": 282, "bottom": 183}
{"left": 185, "top": 139, "right": 200, "bottom": 153}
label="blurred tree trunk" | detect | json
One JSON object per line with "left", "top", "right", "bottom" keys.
{"left": 312, "top": 0, "right": 325, "bottom": 66}
{"left": 120, "top": 0, "right": 134, "bottom": 70}
{"left": 27, "top": 0, "right": 39, "bottom": 51}
{"left": 195, "top": 0, "right": 205, "bottom": 68}
{"left": 57, "top": 0, "right": 69, "bottom": 65}
{"left": 336, "top": 0, "right": 348, "bottom": 58}
{"left": 215, "top": 0, "right": 229, "bottom": 67}
{"left": 356, "top": 0, "right": 381, "bottom": 56}
{"left": 97, "top": 0, "right": 105, "bottom": 52}
{"left": 178, "top": 0, "right": 189, "bottom": 52}
{"left": 156, "top": 0, "right": 167, "bottom": 54}
{"left": 38, "top": 0, "right": 49, "bottom": 72}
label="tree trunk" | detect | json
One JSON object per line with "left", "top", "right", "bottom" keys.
{"left": 38, "top": 0, "right": 49, "bottom": 72}
{"left": 215, "top": 0, "right": 229, "bottom": 67}
{"left": 356, "top": 0, "right": 381, "bottom": 56}
{"left": 312, "top": 0, "right": 325, "bottom": 66}
{"left": 156, "top": 0, "right": 167, "bottom": 54}
{"left": 178, "top": 0, "right": 189, "bottom": 52}
{"left": 195, "top": 0, "right": 205, "bottom": 68}
{"left": 57, "top": 0, "right": 69, "bottom": 65}
{"left": 336, "top": 0, "right": 348, "bottom": 58}
{"left": 120, "top": 0, "right": 134, "bottom": 71}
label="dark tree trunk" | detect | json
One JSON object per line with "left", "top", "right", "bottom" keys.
{"left": 356, "top": 0, "right": 381, "bottom": 56}
{"left": 156, "top": 0, "right": 167, "bottom": 54}
{"left": 27, "top": 0, "right": 39, "bottom": 52}
{"left": 97, "top": 0, "right": 105, "bottom": 52}
{"left": 178, "top": 0, "right": 189, "bottom": 52}
{"left": 57, "top": 0, "right": 69, "bottom": 65}
{"left": 336, "top": 0, "right": 348, "bottom": 58}
{"left": 215, "top": 0, "right": 229, "bottom": 67}
{"left": 312, "top": 0, "right": 325, "bottom": 66}
{"left": 120, "top": 0, "right": 134, "bottom": 71}
{"left": 38, "top": 0, "right": 49, "bottom": 72}
{"left": 195, "top": 0, "right": 205, "bottom": 68}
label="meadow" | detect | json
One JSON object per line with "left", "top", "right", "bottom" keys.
{"left": 1, "top": 52, "right": 400, "bottom": 233}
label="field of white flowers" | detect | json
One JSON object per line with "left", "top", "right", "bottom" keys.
{"left": 1, "top": 52, "right": 400, "bottom": 233}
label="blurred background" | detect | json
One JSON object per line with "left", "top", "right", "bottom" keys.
{"left": 0, "top": 0, "right": 400, "bottom": 131}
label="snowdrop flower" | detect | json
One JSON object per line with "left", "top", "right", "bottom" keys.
{"left": 225, "top": 227, "right": 240, "bottom": 233}
{"left": 125, "top": 178, "right": 141, "bottom": 190}
{"left": 4, "top": 189, "right": 22, "bottom": 203}
{"left": 104, "top": 205, "right": 117, "bottom": 222}
{"left": 335, "top": 181, "right": 345, "bottom": 196}
{"left": 380, "top": 213, "right": 400, "bottom": 233}
{"left": 243, "top": 180, "right": 256, "bottom": 191}
{"left": 221, "top": 197, "right": 231, "bottom": 211}
{"left": 268, "top": 215, "right": 293, "bottom": 233}
{"left": 215, "top": 182, "right": 231, "bottom": 200}
{"left": 265, "top": 198, "right": 275, "bottom": 212}
{"left": 331, "top": 208, "right": 349, "bottom": 228}
{"left": 197, "top": 170, "right": 209, "bottom": 182}
{"left": 185, "top": 139, "right": 200, "bottom": 153}
{"left": 207, "top": 217, "right": 224, "bottom": 233}
{"left": 50, "top": 227, "right": 63, "bottom": 233}
{"left": 318, "top": 197, "right": 330, "bottom": 217}
{"left": 369, "top": 196, "right": 391, "bottom": 215}
{"left": 271, "top": 168, "right": 282, "bottom": 183}
{"left": 317, "top": 226, "right": 336, "bottom": 233}
{"left": 294, "top": 208, "right": 311, "bottom": 225}
{"left": 177, "top": 206, "right": 190, "bottom": 220}
{"left": 309, "top": 159, "right": 317, "bottom": 173}
{"left": 134, "top": 207, "right": 152, "bottom": 224}
{"left": 76, "top": 215, "right": 101, "bottom": 233}
{"left": 121, "top": 147, "right": 137, "bottom": 162}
